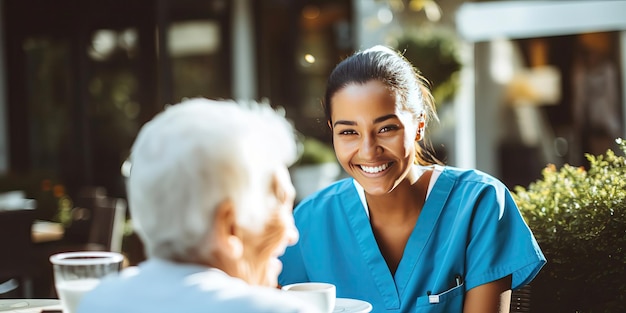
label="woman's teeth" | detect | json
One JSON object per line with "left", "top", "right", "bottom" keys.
{"left": 360, "top": 163, "right": 389, "bottom": 174}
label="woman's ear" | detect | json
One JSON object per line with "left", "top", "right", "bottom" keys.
{"left": 415, "top": 111, "right": 426, "bottom": 141}
{"left": 327, "top": 120, "right": 332, "bottom": 130}
{"left": 212, "top": 200, "right": 243, "bottom": 259}
{"left": 416, "top": 120, "right": 425, "bottom": 141}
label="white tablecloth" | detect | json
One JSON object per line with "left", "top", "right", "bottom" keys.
{"left": 0, "top": 299, "right": 61, "bottom": 312}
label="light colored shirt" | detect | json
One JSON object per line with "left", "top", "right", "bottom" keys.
{"left": 78, "top": 258, "right": 319, "bottom": 313}
{"left": 279, "top": 166, "right": 546, "bottom": 313}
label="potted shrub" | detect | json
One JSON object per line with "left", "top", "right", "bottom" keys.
{"left": 290, "top": 137, "right": 341, "bottom": 203}
{"left": 512, "top": 138, "right": 626, "bottom": 312}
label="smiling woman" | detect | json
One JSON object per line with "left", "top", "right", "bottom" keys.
{"left": 279, "top": 45, "right": 546, "bottom": 313}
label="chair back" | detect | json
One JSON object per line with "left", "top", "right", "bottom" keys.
{"left": 0, "top": 208, "right": 37, "bottom": 297}
{"left": 88, "top": 197, "right": 127, "bottom": 253}
{"left": 510, "top": 284, "right": 532, "bottom": 313}
{"left": 62, "top": 187, "right": 127, "bottom": 252}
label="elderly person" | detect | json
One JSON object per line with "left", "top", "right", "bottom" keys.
{"left": 78, "top": 98, "right": 318, "bottom": 313}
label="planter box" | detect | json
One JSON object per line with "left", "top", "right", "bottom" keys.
{"left": 290, "top": 163, "right": 341, "bottom": 203}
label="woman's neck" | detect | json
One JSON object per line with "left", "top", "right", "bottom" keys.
{"left": 366, "top": 167, "right": 434, "bottom": 275}
{"left": 366, "top": 166, "right": 433, "bottom": 223}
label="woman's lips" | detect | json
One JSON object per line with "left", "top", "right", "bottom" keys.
{"left": 359, "top": 162, "right": 391, "bottom": 174}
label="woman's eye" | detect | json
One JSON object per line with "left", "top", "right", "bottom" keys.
{"left": 380, "top": 125, "right": 399, "bottom": 133}
{"left": 337, "top": 129, "right": 357, "bottom": 135}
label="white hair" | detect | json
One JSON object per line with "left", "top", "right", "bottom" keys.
{"left": 127, "top": 98, "right": 298, "bottom": 260}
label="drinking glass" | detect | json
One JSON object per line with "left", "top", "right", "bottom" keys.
{"left": 49, "top": 251, "right": 123, "bottom": 313}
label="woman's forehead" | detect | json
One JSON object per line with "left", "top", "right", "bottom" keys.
{"left": 332, "top": 82, "right": 395, "bottom": 110}
{"left": 330, "top": 82, "right": 419, "bottom": 123}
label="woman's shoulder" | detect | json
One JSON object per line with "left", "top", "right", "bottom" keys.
{"left": 293, "top": 177, "right": 355, "bottom": 214}
{"left": 439, "top": 165, "right": 506, "bottom": 188}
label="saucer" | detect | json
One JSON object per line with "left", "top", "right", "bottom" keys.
{"left": 333, "top": 298, "right": 372, "bottom": 313}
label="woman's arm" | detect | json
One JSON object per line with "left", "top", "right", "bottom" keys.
{"left": 463, "top": 275, "right": 512, "bottom": 313}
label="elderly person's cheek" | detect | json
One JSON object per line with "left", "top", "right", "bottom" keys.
{"left": 241, "top": 212, "right": 290, "bottom": 287}
{"left": 241, "top": 167, "right": 297, "bottom": 287}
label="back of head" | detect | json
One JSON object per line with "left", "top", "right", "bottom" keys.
{"left": 127, "top": 98, "right": 298, "bottom": 261}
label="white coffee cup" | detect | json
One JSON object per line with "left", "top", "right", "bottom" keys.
{"left": 50, "top": 251, "right": 124, "bottom": 313}
{"left": 282, "top": 282, "right": 336, "bottom": 313}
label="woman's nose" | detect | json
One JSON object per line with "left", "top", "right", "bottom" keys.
{"left": 359, "top": 135, "right": 381, "bottom": 158}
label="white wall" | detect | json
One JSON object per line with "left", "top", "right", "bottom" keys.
{"left": 456, "top": 0, "right": 626, "bottom": 174}
{"left": 232, "top": 0, "right": 256, "bottom": 101}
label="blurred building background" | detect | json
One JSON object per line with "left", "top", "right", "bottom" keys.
{"left": 0, "top": 0, "right": 625, "bottom": 202}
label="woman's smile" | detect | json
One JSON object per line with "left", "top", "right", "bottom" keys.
{"left": 358, "top": 162, "right": 392, "bottom": 174}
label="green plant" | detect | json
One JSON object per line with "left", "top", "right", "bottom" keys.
{"left": 296, "top": 137, "right": 337, "bottom": 166}
{"left": 395, "top": 30, "right": 461, "bottom": 105}
{"left": 512, "top": 138, "right": 626, "bottom": 312}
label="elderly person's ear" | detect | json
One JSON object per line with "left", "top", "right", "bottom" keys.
{"left": 212, "top": 200, "right": 244, "bottom": 259}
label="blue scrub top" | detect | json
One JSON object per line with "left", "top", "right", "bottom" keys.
{"left": 279, "top": 166, "right": 546, "bottom": 313}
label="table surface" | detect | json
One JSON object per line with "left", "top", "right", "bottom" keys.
{"left": 0, "top": 299, "right": 61, "bottom": 312}
{"left": 31, "top": 220, "right": 64, "bottom": 243}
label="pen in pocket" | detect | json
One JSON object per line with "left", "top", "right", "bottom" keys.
{"left": 454, "top": 274, "right": 463, "bottom": 287}
{"left": 427, "top": 274, "right": 464, "bottom": 304}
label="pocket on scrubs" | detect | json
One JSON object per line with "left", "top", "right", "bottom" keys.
{"left": 414, "top": 283, "right": 464, "bottom": 312}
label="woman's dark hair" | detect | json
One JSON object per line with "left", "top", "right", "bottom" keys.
{"left": 322, "top": 45, "right": 441, "bottom": 165}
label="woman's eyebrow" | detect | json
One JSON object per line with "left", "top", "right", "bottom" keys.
{"left": 333, "top": 120, "right": 355, "bottom": 127}
{"left": 374, "top": 114, "right": 397, "bottom": 124}
{"left": 333, "top": 114, "right": 398, "bottom": 128}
